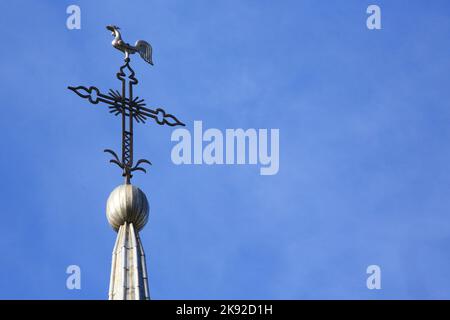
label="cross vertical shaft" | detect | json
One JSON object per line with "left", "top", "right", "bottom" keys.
{"left": 117, "top": 58, "right": 139, "bottom": 183}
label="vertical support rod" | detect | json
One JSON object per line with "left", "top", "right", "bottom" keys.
{"left": 129, "top": 75, "right": 134, "bottom": 171}
{"left": 121, "top": 68, "right": 128, "bottom": 184}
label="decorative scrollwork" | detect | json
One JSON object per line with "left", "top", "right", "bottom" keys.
{"left": 104, "top": 149, "right": 124, "bottom": 169}
{"left": 131, "top": 159, "right": 152, "bottom": 173}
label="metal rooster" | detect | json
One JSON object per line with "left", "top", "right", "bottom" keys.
{"left": 106, "top": 25, "right": 153, "bottom": 65}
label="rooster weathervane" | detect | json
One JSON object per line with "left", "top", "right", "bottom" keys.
{"left": 68, "top": 25, "right": 185, "bottom": 184}
{"left": 106, "top": 25, "right": 153, "bottom": 64}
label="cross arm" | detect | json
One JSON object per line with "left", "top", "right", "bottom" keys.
{"left": 134, "top": 106, "right": 185, "bottom": 127}
{"left": 68, "top": 85, "right": 119, "bottom": 107}
{"left": 68, "top": 85, "right": 185, "bottom": 127}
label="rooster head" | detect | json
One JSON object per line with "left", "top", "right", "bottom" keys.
{"left": 106, "top": 25, "right": 120, "bottom": 36}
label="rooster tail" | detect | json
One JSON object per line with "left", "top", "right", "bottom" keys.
{"left": 135, "top": 40, "right": 153, "bottom": 65}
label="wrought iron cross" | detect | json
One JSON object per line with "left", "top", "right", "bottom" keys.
{"left": 68, "top": 26, "right": 185, "bottom": 184}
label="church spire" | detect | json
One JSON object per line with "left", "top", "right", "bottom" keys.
{"left": 108, "top": 222, "right": 150, "bottom": 299}
{"left": 68, "top": 26, "right": 185, "bottom": 300}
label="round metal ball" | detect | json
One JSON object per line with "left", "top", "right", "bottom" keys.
{"left": 106, "top": 184, "right": 149, "bottom": 232}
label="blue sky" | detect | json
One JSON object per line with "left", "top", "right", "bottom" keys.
{"left": 0, "top": 0, "right": 450, "bottom": 299}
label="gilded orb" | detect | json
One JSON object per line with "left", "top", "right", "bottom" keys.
{"left": 106, "top": 184, "right": 149, "bottom": 232}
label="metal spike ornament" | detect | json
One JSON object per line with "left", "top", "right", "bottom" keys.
{"left": 68, "top": 25, "right": 185, "bottom": 184}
